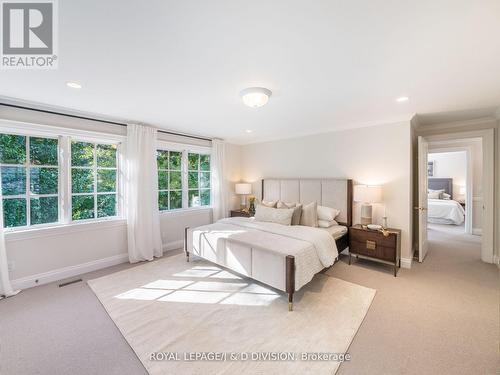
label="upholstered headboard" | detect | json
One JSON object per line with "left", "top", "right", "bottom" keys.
{"left": 428, "top": 178, "right": 453, "bottom": 196}
{"left": 261, "top": 178, "right": 353, "bottom": 226}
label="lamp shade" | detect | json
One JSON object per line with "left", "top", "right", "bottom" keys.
{"left": 235, "top": 183, "right": 252, "bottom": 195}
{"left": 354, "top": 185, "right": 382, "bottom": 203}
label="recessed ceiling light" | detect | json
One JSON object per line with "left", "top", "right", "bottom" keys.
{"left": 240, "top": 87, "right": 272, "bottom": 108}
{"left": 66, "top": 81, "right": 82, "bottom": 89}
{"left": 245, "top": 129, "right": 253, "bottom": 133}
{"left": 396, "top": 96, "right": 409, "bottom": 102}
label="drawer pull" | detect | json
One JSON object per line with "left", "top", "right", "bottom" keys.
{"left": 366, "top": 240, "right": 376, "bottom": 250}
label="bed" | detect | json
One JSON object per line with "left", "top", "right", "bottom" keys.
{"left": 185, "top": 178, "right": 352, "bottom": 311}
{"left": 428, "top": 178, "right": 465, "bottom": 225}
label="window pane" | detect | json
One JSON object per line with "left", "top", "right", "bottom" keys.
{"left": 97, "top": 194, "right": 116, "bottom": 218}
{"left": 71, "top": 141, "right": 94, "bottom": 167}
{"left": 169, "top": 171, "right": 182, "bottom": 190}
{"left": 188, "top": 172, "right": 198, "bottom": 189}
{"left": 1, "top": 166, "right": 26, "bottom": 195}
{"left": 96, "top": 144, "right": 117, "bottom": 168}
{"left": 72, "top": 195, "right": 95, "bottom": 220}
{"left": 188, "top": 153, "right": 199, "bottom": 170}
{"left": 30, "top": 137, "right": 58, "bottom": 165}
{"left": 170, "top": 190, "right": 182, "bottom": 209}
{"left": 72, "top": 168, "right": 94, "bottom": 193}
{"left": 0, "top": 134, "right": 26, "bottom": 164}
{"left": 157, "top": 150, "right": 168, "bottom": 169}
{"left": 30, "top": 167, "right": 58, "bottom": 194}
{"left": 200, "top": 154, "right": 210, "bottom": 171}
{"left": 170, "top": 151, "right": 182, "bottom": 170}
{"left": 201, "top": 189, "right": 210, "bottom": 206}
{"left": 188, "top": 190, "right": 200, "bottom": 207}
{"left": 200, "top": 172, "right": 210, "bottom": 188}
{"left": 158, "top": 170, "right": 168, "bottom": 190}
{"left": 3, "top": 198, "right": 26, "bottom": 227}
{"left": 97, "top": 169, "right": 116, "bottom": 192}
{"left": 158, "top": 191, "right": 168, "bottom": 210}
{"left": 30, "top": 196, "right": 58, "bottom": 225}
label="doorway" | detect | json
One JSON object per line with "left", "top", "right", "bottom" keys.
{"left": 415, "top": 130, "right": 494, "bottom": 264}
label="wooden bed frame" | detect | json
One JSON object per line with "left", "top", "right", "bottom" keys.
{"left": 184, "top": 178, "right": 353, "bottom": 311}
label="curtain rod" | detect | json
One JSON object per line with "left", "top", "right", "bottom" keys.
{"left": 0, "top": 102, "right": 213, "bottom": 142}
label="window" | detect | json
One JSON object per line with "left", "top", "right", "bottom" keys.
{"left": 157, "top": 150, "right": 183, "bottom": 210}
{"left": 0, "top": 133, "right": 59, "bottom": 228}
{"left": 71, "top": 141, "right": 118, "bottom": 221}
{"left": 188, "top": 152, "right": 210, "bottom": 208}
{"left": 157, "top": 149, "right": 211, "bottom": 210}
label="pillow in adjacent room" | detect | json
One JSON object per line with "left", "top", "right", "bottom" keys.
{"left": 254, "top": 205, "right": 294, "bottom": 225}
{"left": 442, "top": 192, "right": 451, "bottom": 200}
{"left": 428, "top": 191, "right": 441, "bottom": 199}
{"left": 300, "top": 202, "right": 318, "bottom": 227}
{"left": 318, "top": 219, "right": 338, "bottom": 228}
{"left": 317, "top": 205, "right": 340, "bottom": 221}
{"left": 277, "top": 201, "right": 303, "bottom": 225}
{"left": 261, "top": 200, "right": 278, "bottom": 208}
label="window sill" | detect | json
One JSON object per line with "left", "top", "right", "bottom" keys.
{"left": 4, "top": 218, "right": 127, "bottom": 241}
{"left": 159, "top": 206, "right": 212, "bottom": 218}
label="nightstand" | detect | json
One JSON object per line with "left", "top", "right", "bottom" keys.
{"left": 230, "top": 210, "right": 253, "bottom": 218}
{"left": 348, "top": 225, "right": 401, "bottom": 277}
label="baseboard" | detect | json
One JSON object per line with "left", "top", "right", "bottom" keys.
{"left": 11, "top": 253, "right": 129, "bottom": 290}
{"left": 493, "top": 255, "right": 500, "bottom": 266}
{"left": 400, "top": 257, "right": 412, "bottom": 269}
{"left": 472, "top": 228, "right": 482, "bottom": 235}
{"left": 12, "top": 240, "right": 185, "bottom": 290}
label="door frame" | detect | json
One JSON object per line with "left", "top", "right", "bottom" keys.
{"left": 421, "top": 129, "right": 494, "bottom": 263}
{"left": 427, "top": 145, "right": 473, "bottom": 234}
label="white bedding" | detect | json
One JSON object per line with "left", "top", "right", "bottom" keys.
{"left": 320, "top": 224, "right": 348, "bottom": 239}
{"left": 189, "top": 217, "right": 339, "bottom": 291}
{"left": 427, "top": 199, "right": 465, "bottom": 225}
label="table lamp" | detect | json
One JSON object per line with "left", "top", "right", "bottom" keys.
{"left": 235, "top": 183, "right": 252, "bottom": 210}
{"left": 354, "top": 185, "right": 382, "bottom": 225}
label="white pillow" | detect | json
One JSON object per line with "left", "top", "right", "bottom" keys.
{"left": 428, "top": 191, "right": 441, "bottom": 199}
{"left": 317, "top": 205, "right": 340, "bottom": 221}
{"left": 277, "top": 201, "right": 302, "bottom": 225}
{"left": 261, "top": 200, "right": 277, "bottom": 208}
{"left": 300, "top": 202, "right": 318, "bottom": 227}
{"left": 318, "top": 219, "right": 338, "bottom": 228}
{"left": 254, "top": 205, "right": 294, "bottom": 225}
{"left": 442, "top": 192, "right": 451, "bottom": 200}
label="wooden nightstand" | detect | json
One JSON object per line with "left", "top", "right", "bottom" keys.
{"left": 348, "top": 225, "right": 401, "bottom": 277}
{"left": 230, "top": 210, "right": 253, "bottom": 218}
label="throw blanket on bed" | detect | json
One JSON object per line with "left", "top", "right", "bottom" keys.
{"left": 218, "top": 217, "right": 338, "bottom": 267}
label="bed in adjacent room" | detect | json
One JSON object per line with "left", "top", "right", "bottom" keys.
{"left": 185, "top": 178, "right": 352, "bottom": 310}
{"left": 427, "top": 178, "right": 465, "bottom": 225}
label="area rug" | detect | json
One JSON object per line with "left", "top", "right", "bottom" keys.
{"left": 88, "top": 254, "right": 376, "bottom": 375}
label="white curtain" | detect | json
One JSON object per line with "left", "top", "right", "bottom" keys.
{"left": 211, "top": 139, "right": 228, "bottom": 222}
{"left": 125, "top": 124, "right": 163, "bottom": 263}
{"left": 0, "top": 177, "right": 19, "bottom": 299}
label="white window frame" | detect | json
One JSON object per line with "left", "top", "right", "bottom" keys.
{"left": 0, "top": 120, "right": 125, "bottom": 233}
{"left": 156, "top": 141, "right": 212, "bottom": 214}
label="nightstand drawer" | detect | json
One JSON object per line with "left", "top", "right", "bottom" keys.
{"left": 349, "top": 229, "right": 396, "bottom": 248}
{"left": 350, "top": 240, "right": 396, "bottom": 262}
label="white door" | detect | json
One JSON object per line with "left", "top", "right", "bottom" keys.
{"left": 417, "top": 136, "right": 429, "bottom": 262}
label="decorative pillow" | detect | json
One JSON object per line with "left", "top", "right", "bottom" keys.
{"left": 318, "top": 219, "right": 338, "bottom": 228}
{"left": 300, "top": 202, "right": 318, "bottom": 227}
{"left": 317, "top": 205, "right": 340, "bottom": 221}
{"left": 442, "top": 192, "right": 451, "bottom": 200}
{"left": 254, "top": 205, "right": 294, "bottom": 225}
{"left": 428, "top": 191, "right": 441, "bottom": 199}
{"left": 277, "top": 201, "right": 302, "bottom": 225}
{"left": 261, "top": 200, "right": 278, "bottom": 208}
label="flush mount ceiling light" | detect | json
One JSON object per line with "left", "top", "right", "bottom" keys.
{"left": 240, "top": 87, "right": 272, "bottom": 108}
{"left": 396, "top": 96, "right": 409, "bottom": 102}
{"left": 245, "top": 129, "right": 253, "bottom": 133}
{"left": 66, "top": 81, "right": 82, "bottom": 89}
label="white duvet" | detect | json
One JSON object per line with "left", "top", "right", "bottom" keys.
{"left": 427, "top": 199, "right": 465, "bottom": 225}
{"left": 191, "top": 217, "right": 338, "bottom": 290}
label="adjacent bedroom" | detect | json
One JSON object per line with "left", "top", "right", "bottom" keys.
{"left": 0, "top": 1, "right": 499, "bottom": 375}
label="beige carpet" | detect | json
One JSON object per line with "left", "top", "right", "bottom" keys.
{"left": 88, "top": 254, "right": 375, "bottom": 375}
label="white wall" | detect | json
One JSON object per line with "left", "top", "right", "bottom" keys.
{"left": 240, "top": 121, "right": 413, "bottom": 262}
{"left": 428, "top": 151, "right": 467, "bottom": 200}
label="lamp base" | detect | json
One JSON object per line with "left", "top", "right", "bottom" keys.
{"left": 360, "top": 204, "right": 372, "bottom": 225}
